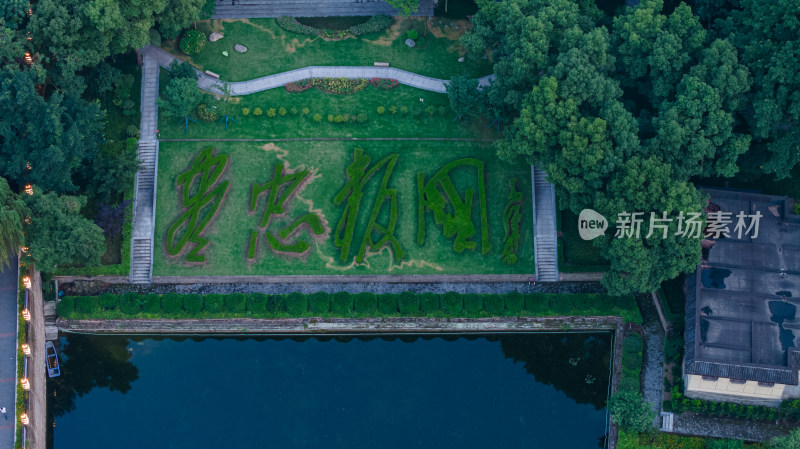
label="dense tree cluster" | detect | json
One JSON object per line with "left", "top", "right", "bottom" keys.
{"left": 0, "top": 0, "right": 210, "bottom": 270}
{"left": 460, "top": 0, "right": 799, "bottom": 294}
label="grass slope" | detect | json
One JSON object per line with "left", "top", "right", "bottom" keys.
{"left": 164, "top": 17, "right": 492, "bottom": 81}
{"left": 153, "top": 140, "right": 535, "bottom": 276}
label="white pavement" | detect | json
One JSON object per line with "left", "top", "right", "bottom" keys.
{"left": 140, "top": 46, "right": 495, "bottom": 95}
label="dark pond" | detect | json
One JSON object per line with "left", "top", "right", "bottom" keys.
{"left": 49, "top": 333, "right": 612, "bottom": 449}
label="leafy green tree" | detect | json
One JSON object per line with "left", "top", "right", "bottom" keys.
{"left": 0, "top": 19, "right": 26, "bottom": 64}
{"left": 0, "top": 65, "right": 104, "bottom": 193}
{"left": 445, "top": 75, "right": 483, "bottom": 120}
{"left": 169, "top": 59, "right": 198, "bottom": 80}
{"left": 717, "top": 0, "right": 800, "bottom": 178}
{"left": 769, "top": 428, "right": 800, "bottom": 449}
{"left": 595, "top": 156, "right": 703, "bottom": 295}
{"left": 157, "top": 76, "right": 202, "bottom": 134}
{"left": 157, "top": 0, "right": 205, "bottom": 39}
{"left": 23, "top": 189, "right": 106, "bottom": 272}
{"left": 82, "top": 138, "right": 141, "bottom": 203}
{"left": 608, "top": 390, "right": 656, "bottom": 433}
{"left": 384, "top": 0, "right": 419, "bottom": 15}
{"left": 0, "top": 177, "right": 28, "bottom": 269}
{"left": 0, "top": 0, "right": 27, "bottom": 29}
{"left": 213, "top": 81, "right": 238, "bottom": 130}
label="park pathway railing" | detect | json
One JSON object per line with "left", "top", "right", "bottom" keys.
{"left": 130, "top": 54, "right": 160, "bottom": 284}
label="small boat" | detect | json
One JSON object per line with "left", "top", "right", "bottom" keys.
{"left": 45, "top": 341, "right": 60, "bottom": 378}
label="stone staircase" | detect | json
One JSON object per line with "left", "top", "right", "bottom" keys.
{"left": 533, "top": 167, "right": 558, "bottom": 282}
{"left": 130, "top": 54, "right": 160, "bottom": 284}
{"left": 212, "top": 0, "right": 435, "bottom": 19}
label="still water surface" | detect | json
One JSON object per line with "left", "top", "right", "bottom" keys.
{"left": 51, "top": 333, "right": 612, "bottom": 449}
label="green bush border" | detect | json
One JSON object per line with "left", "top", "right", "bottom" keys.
{"left": 57, "top": 291, "right": 643, "bottom": 323}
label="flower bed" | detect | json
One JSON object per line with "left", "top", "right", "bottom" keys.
{"left": 286, "top": 78, "right": 398, "bottom": 95}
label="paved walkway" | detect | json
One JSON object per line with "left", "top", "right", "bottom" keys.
{"left": 638, "top": 294, "right": 665, "bottom": 428}
{"left": 130, "top": 52, "right": 160, "bottom": 284}
{"left": 140, "top": 46, "right": 495, "bottom": 95}
{"left": 212, "top": 0, "right": 435, "bottom": 19}
{"left": 532, "top": 167, "right": 559, "bottom": 281}
{"left": 0, "top": 254, "right": 18, "bottom": 449}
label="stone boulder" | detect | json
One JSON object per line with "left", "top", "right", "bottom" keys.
{"left": 209, "top": 32, "right": 224, "bottom": 42}
{"left": 458, "top": 57, "right": 465, "bottom": 63}
{"left": 404, "top": 38, "right": 416, "bottom": 48}
{"left": 234, "top": 44, "right": 247, "bottom": 53}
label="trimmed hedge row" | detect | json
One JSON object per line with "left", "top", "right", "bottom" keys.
{"left": 668, "top": 385, "right": 800, "bottom": 422}
{"left": 57, "top": 291, "right": 643, "bottom": 323}
{"left": 620, "top": 333, "right": 643, "bottom": 393}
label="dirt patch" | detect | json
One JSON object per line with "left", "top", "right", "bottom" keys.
{"left": 284, "top": 37, "right": 317, "bottom": 53}
{"left": 427, "top": 19, "right": 472, "bottom": 40}
{"left": 366, "top": 17, "right": 408, "bottom": 47}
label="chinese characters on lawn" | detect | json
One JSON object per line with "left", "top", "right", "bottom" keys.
{"left": 166, "top": 147, "right": 515, "bottom": 265}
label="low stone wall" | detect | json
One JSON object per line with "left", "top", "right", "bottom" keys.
{"left": 27, "top": 271, "right": 46, "bottom": 449}
{"left": 58, "top": 316, "right": 621, "bottom": 335}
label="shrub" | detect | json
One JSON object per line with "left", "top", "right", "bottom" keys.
{"left": 290, "top": 107, "right": 298, "bottom": 115}
{"left": 398, "top": 291, "right": 419, "bottom": 315}
{"left": 267, "top": 108, "right": 277, "bottom": 117}
{"left": 505, "top": 292, "right": 524, "bottom": 314}
{"left": 706, "top": 439, "right": 744, "bottom": 449}
{"left": 608, "top": 391, "right": 656, "bottom": 432}
{"left": 419, "top": 293, "right": 439, "bottom": 313}
{"left": 327, "top": 114, "right": 334, "bottom": 123}
{"left": 75, "top": 296, "right": 99, "bottom": 315}
{"left": 302, "top": 107, "right": 310, "bottom": 115}
{"left": 425, "top": 105, "right": 436, "bottom": 116}
{"left": 379, "top": 294, "right": 398, "bottom": 314}
{"left": 331, "top": 292, "right": 353, "bottom": 315}
{"left": 483, "top": 295, "right": 504, "bottom": 315}
{"left": 278, "top": 107, "right": 287, "bottom": 116}
{"left": 179, "top": 30, "right": 206, "bottom": 55}
{"left": 623, "top": 335, "right": 643, "bottom": 354}
{"left": 354, "top": 292, "right": 378, "bottom": 314}
{"left": 253, "top": 107, "right": 263, "bottom": 116}
{"left": 623, "top": 351, "right": 642, "bottom": 372}
{"left": 120, "top": 292, "right": 142, "bottom": 315}
{"left": 196, "top": 104, "right": 219, "bottom": 122}
{"left": 464, "top": 294, "right": 482, "bottom": 313}
{"left": 275, "top": 16, "right": 319, "bottom": 37}
{"left": 313, "top": 113, "right": 323, "bottom": 122}
{"left": 204, "top": 294, "right": 225, "bottom": 313}
{"left": 266, "top": 294, "right": 283, "bottom": 313}
{"left": 242, "top": 108, "right": 250, "bottom": 116}
{"left": 377, "top": 106, "right": 386, "bottom": 115}
{"left": 406, "top": 29, "right": 419, "bottom": 40}
{"left": 285, "top": 292, "right": 307, "bottom": 315}
{"left": 161, "top": 293, "right": 183, "bottom": 315}
{"left": 226, "top": 293, "right": 247, "bottom": 314}
{"left": 309, "top": 292, "right": 331, "bottom": 313}
{"left": 126, "top": 125, "right": 139, "bottom": 138}
{"left": 184, "top": 294, "right": 203, "bottom": 314}
{"left": 389, "top": 106, "right": 397, "bottom": 114}
{"left": 349, "top": 15, "right": 392, "bottom": 36}
{"left": 356, "top": 113, "right": 368, "bottom": 123}
{"left": 438, "top": 106, "right": 449, "bottom": 116}
{"left": 370, "top": 78, "right": 399, "bottom": 90}
{"left": 142, "top": 294, "right": 160, "bottom": 314}
{"left": 342, "top": 113, "right": 350, "bottom": 122}
{"left": 550, "top": 297, "right": 573, "bottom": 315}
{"left": 618, "top": 377, "right": 640, "bottom": 393}
{"left": 400, "top": 106, "right": 408, "bottom": 115}
{"left": 334, "top": 114, "right": 344, "bottom": 123}
{"left": 441, "top": 292, "right": 462, "bottom": 314}
{"left": 525, "top": 294, "right": 549, "bottom": 315}
{"left": 247, "top": 293, "right": 268, "bottom": 314}
{"left": 57, "top": 296, "right": 75, "bottom": 316}
{"left": 99, "top": 293, "right": 117, "bottom": 310}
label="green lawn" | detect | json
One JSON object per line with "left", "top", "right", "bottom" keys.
{"left": 159, "top": 81, "right": 497, "bottom": 140}
{"left": 164, "top": 17, "right": 492, "bottom": 82}
{"left": 153, "top": 140, "right": 535, "bottom": 276}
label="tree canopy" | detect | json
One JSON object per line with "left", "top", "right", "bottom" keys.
{"left": 0, "top": 177, "right": 28, "bottom": 269}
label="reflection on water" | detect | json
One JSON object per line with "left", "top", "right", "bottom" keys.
{"left": 51, "top": 333, "right": 612, "bottom": 449}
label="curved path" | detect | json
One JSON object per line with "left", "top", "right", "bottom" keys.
{"left": 140, "top": 46, "right": 495, "bottom": 95}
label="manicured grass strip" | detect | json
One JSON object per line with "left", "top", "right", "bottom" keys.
{"left": 57, "top": 291, "right": 642, "bottom": 323}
